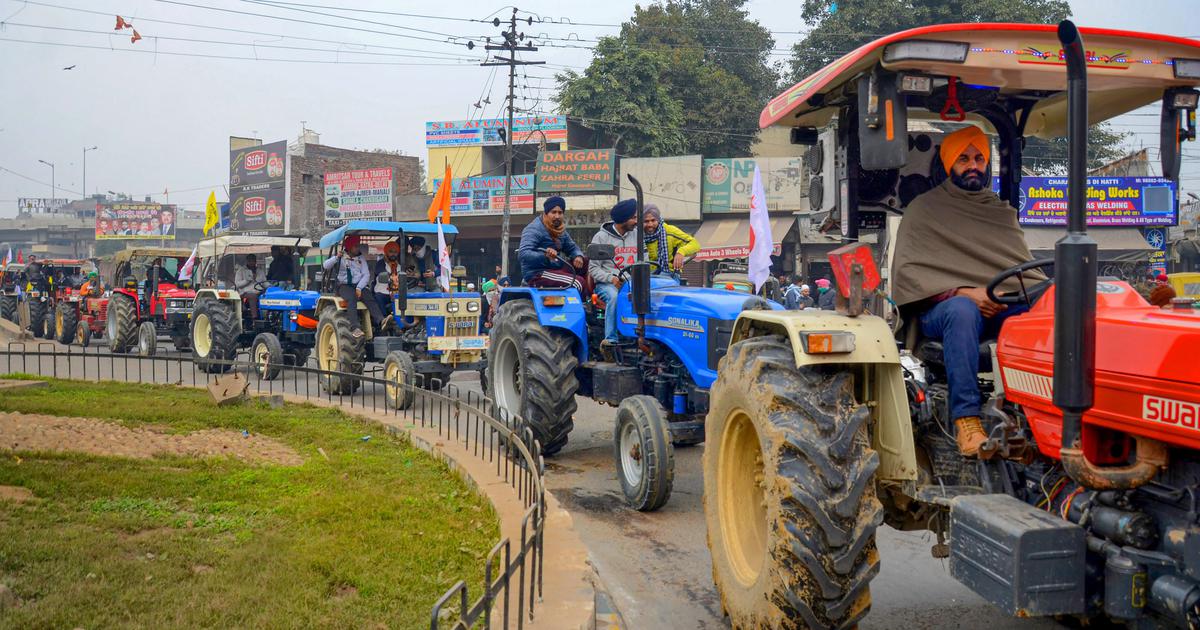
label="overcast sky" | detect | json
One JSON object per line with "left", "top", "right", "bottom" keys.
{"left": 1, "top": 0, "right": 1197, "bottom": 217}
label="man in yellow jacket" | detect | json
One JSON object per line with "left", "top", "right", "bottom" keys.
{"left": 643, "top": 204, "right": 700, "bottom": 275}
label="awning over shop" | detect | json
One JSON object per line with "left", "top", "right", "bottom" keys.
{"left": 1023, "top": 227, "right": 1155, "bottom": 262}
{"left": 693, "top": 216, "right": 796, "bottom": 261}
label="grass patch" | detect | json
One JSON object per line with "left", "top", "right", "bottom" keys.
{"left": 0, "top": 378, "right": 499, "bottom": 628}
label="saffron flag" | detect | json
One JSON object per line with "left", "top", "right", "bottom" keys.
{"left": 203, "top": 191, "right": 219, "bottom": 235}
{"left": 436, "top": 220, "right": 451, "bottom": 292}
{"left": 747, "top": 165, "right": 773, "bottom": 292}
{"left": 178, "top": 246, "right": 198, "bottom": 281}
{"left": 427, "top": 163, "right": 452, "bottom": 224}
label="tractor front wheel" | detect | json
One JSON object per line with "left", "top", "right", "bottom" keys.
{"left": 252, "top": 332, "right": 284, "bottom": 380}
{"left": 76, "top": 322, "right": 91, "bottom": 348}
{"left": 316, "top": 307, "right": 364, "bottom": 395}
{"left": 106, "top": 295, "right": 137, "bottom": 353}
{"left": 704, "top": 335, "right": 882, "bottom": 630}
{"left": 191, "top": 300, "right": 239, "bottom": 373}
{"left": 614, "top": 395, "right": 674, "bottom": 512}
{"left": 488, "top": 299, "right": 578, "bottom": 456}
{"left": 384, "top": 350, "right": 415, "bottom": 410}
{"left": 55, "top": 302, "right": 78, "bottom": 345}
{"left": 137, "top": 321, "right": 157, "bottom": 357}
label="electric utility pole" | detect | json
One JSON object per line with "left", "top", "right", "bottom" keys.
{"left": 481, "top": 8, "right": 543, "bottom": 280}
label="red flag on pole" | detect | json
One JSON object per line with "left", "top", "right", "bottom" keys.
{"left": 16, "top": 250, "right": 24, "bottom": 264}
{"left": 130, "top": 29, "right": 142, "bottom": 44}
{"left": 115, "top": 15, "right": 129, "bottom": 30}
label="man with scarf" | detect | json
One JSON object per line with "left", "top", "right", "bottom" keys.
{"left": 518, "top": 196, "right": 584, "bottom": 290}
{"left": 374, "top": 240, "right": 403, "bottom": 315}
{"left": 589, "top": 198, "right": 640, "bottom": 347}
{"left": 642, "top": 204, "right": 699, "bottom": 275}
{"left": 892, "top": 125, "right": 1044, "bottom": 458}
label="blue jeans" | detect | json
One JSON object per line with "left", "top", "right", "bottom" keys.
{"left": 594, "top": 282, "right": 619, "bottom": 342}
{"left": 919, "top": 296, "right": 1028, "bottom": 419}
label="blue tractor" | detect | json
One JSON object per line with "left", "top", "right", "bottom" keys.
{"left": 190, "top": 235, "right": 319, "bottom": 377}
{"left": 488, "top": 176, "right": 782, "bottom": 511}
{"left": 315, "top": 221, "right": 487, "bottom": 405}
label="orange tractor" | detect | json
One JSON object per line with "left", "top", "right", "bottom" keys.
{"left": 704, "top": 21, "right": 1200, "bottom": 629}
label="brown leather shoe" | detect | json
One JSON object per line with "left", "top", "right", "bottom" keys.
{"left": 955, "top": 416, "right": 987, "bottom": 457}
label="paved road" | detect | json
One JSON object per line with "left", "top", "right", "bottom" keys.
{"left": 2, "top": 331, "right": 1060, "bottom": 629}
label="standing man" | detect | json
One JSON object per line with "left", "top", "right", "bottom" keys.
{"left": 322, "top": 235, "right": 387, "bottom": 337}
{"left": 159, "top": 209, "right": 175, "bottom": 236}
{"left": 588, "top": 199, "right": 640, "bottom": 346}
{"left": 782, "top": 275, "right": 803, "bottom": 309}
{"left": 518, "top": 196, "right": 584, "bottom": 290}
{"left": 234, "top": 253, "right": 267, "bottom": 320}
{"left": 816, "top": 278, "right": 836, "bottom": 310}
{"left": 642, "top": 204, "right": 699, "bottom": 275}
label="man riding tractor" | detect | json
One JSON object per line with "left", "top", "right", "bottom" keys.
{"left": 702, "top": 21, "right": 1200, "bottom": 630}
{"left": 49, "top": 258, "right": 95, "bottom": 344}
{"left": 105, "top": 248, "right": 195, "bottom": 355}
{"left": 0, "top": 261, "right": 24, "bottom": 323}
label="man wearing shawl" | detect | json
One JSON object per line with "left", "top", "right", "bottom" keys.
{"left": 892, "top": 126, "right": 1043, "bottom": 458}
{"left": 642, "top": 204, "right": 699, "bottom": 275}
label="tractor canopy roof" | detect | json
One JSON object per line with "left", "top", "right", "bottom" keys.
{"left": 112, "top": 247, "right": 193, "bottom": 263}
{"left": 762, "top": 23, "right": 1200, "bottom": 137}
{"left": 39, "top": 258, "right": 86, "bottom": 266}
{"left": 197, "top": 234, "right": 312, "bottom": 259}
{"left": 318, "top": 220, "right": 459, "bottom": 249}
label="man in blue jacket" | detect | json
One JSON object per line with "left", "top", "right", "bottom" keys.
{"left": 518, "top": 196, "right": 585, "bottom": 290}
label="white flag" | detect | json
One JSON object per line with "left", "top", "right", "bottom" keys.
{"left": 3, "top": 247, "right": 10, "bottom": 268}
{"left": 178, "top": 246, "right": 198, "bottom": 281}
{"left": 436, "top": 220, "right": 451, "bottom": 292}
{"left": 747, "top": 164, "right": 773, "bottom": 292}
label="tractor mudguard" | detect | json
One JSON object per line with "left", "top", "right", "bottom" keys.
{"left": 498, "top": 287, "right": 589, "bottom": 362}
{"left": 731, "top": 309, "right": 919, "bottom": 486}
{"left": 111, "top": 288, "right": 142, "bottom": 318}
{"left": 195, "top": 288, "right": 243, "bottom": 321}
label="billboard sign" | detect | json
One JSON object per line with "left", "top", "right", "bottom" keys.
{"left": 432, "top": 175, "right": 535, "bottom": 215}
{"left": 95, "top": 203, "right": 176, "bottom": 240}
{"left": 1015, "top": 176, "right": 1177, "bottom": 226}
{"left": 324, "top": 167, "right": 394, "bottom": 226}
{"left": 229, "top": 139, "right": 287, "bottom": 234}
{"left": 535, "top": 149, "right": 615, "bottom": 192}
{"left": 702, "top": 158, "right": 806, "bottom": 213}
{"left": 18, "top": 198, "right": 69, "bottom": 214}
{"left": 425, "top": 116, "right": 568, "bottom": 147}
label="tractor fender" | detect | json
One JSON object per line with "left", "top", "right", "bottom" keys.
{"left": 111, "top": 288, "right": 142, "bottom": 318}
{"left": 498, "top": 287, "right": 588, "bottom": 362}
{"left": 731, "top": 310, "right": 918, "bottom": 485}
{"left": 195, "top": 288, "right": 242, "bottom": 321}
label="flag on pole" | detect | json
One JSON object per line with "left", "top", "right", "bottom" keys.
{"left": 3, "top": 247, "right": 11, "bottom": 268}
{"left": 427, "top": 163, "right": 452, "bottom": 224}
{"left": 203, "top": 191, "right": 219, "bottom": 235}
{"left": 747, "top": 164, "right": 773, "bottom": 292}
{"left": 436, "top": 220, "right": 451, "bottom": 292}
{"left": 178, "top": 246, "right": 198, "bottom": 282}
{"left": 16, "top": 250, "right": 23, "bottom": 264}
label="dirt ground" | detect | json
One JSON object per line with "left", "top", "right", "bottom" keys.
{"left": 0, "top": 412, "right": 303, "bottom": 466}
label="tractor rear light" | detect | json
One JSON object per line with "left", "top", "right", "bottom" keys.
{"left": 1173, "top": 58, "right": 1200, "bottom": 80}
{"left": 541, "top": 296, "right": 566, "bottom": 307}
{"left": 799, "top": 331, "right": 856, "bottom": 354}
{"left": 883, "top": 40, "right": 969, "bottom": 64}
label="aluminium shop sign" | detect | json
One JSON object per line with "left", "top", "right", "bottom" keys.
{"left": 431, "top": 174, "right": 535, "bottom": 215}
{"left": 424, "top": 116, "right": 568, "bottom": 147}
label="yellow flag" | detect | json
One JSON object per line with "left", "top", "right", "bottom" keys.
{"left": 203, "top": 191, "right": 219, "bottom": 235}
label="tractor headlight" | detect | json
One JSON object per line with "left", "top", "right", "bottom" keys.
{"left": 446, "top": 301, "right": 460, "bottom": 313}
{"left": 466, "top": 301, "right": 480, "bottom": 313}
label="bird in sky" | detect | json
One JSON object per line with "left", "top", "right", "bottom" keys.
{"left": 62, "top": 65, "right": 75, "bottom": 70}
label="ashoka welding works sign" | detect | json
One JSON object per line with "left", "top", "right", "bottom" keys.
{"left": 535, "top": 149, "right": 615, "bottom": 192}
{"left": 324, "top": 168, "right": 394, "bottom": 226}
{"left": 1016, "top": 176, "right": 1178, "bottom": 226}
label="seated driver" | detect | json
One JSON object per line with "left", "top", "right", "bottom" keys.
{"left": 891, "top": 125, "right": 1044, "bottom": 458}
{"left": 518, "top": 196, "right": 584, "bottom": 290}
{"left": 234, "top": 253, "right": 267, "bottom": 319}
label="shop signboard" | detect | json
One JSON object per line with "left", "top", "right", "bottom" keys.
{"left": 229, "top": 139, "right": 288, "bottom": 234}
{"left": 1144, "top": 228, "right": 1167, "bottom": 274}
{"left": 95, "top": 203, "right": 176, "bottom": 240}
{"left": 535, "top": 149, "right": 615, "bottom": 192}
{"left": 702, "top": 157, "right": 806, "bottom": 213}
{"left": 18, "top": 198, "right": 69, "bottom": 214}
{"left": 323, "top": 167, "right": 394, "bottom": 226}
{"left": 1015, "top": 176, "right": 1177, "bottom": 226}
{"left": 617, "top": 155, "right": 703, "bottom": 221}
{"left": 432, "top": 174, "right": 535, "bottom": 215}
{"left": 425, "top": 116, "right": 568, "bottom": 147}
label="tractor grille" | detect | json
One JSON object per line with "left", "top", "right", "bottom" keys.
{"left": 444, "top": 316, "right": 478, "bottom": 337}
{"left": 98, "top": 302, "right": 108, "bottom": 320}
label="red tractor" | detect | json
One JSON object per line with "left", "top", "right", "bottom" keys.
{"left": 18, "top": 258, "right": 85, "bottom": 340}
{"left": 704, "top": 22, "right": 1200, "bottom": 629}
{"left": 50, "top": 259, "right": 98, "bottom": 344}
{"left": 103, "top": 248, "right": 196, "bottom": 355}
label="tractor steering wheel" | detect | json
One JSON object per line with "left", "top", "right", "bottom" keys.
{"left": 253, "top": 281, "right": 270, "bottom": 293}
{"left": 617, "top": 260, "right": 663, "bottom": 281}
{"left": 986, "top": 258, "right": 1055, "bottom": 306}
{"left": 535, "top": 247, "right": 579, "bottom": 270}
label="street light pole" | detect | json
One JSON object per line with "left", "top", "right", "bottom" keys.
{"left": 37, "top": 159, "right": 55, "bottom": 200}
{"left": 83, "top": 146, "right": 98, "bottom": 199}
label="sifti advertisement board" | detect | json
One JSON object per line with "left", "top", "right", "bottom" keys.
{"left": 432, "top": 175, "right": 535, "bottom": 215}
{"left": 229, "top": 140, "right": 288, "bottom": 234}
{"left": 702, "top": 157, "right": 806, "bottom": 213}
{"left": 1015, "top": 176, "right": 1177, "bottom": 227}
{"left": 95, "top": 203, "right": 176, "bottom": 240}
{"left": 324, "top": 167, "right": 394, "bottom": 226}
{"left": 425, "top": 116, "right": 568, "bottom": 147}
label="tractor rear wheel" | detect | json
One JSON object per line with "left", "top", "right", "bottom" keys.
{"left": 614, "top": 395, "right": 674, "bottom": 511}
{"left": 317, "top": 307, "right": 364, "bottom": 395}
{"left": 0, "top": 295, "right": 15, "bottom": 322}
{"left": 55, "top": 302, "right": 78, "bottom": 345}
{"left": 28, "top": 298, "right": 48, "bottom": 338}
{"left": 106, "top": 295, "right": 137, "bottom": 353}
{"left": 252, "top": 333, "right": 284, "bottom": 380}
{"left": 488, "top": 299, "right": 577, "bottom": 456}
{"left": 384, "top": 350, "right": 415, "bottom": 410}
{"left": 191, "top": 300, "right": 239, "bottom": 373}
{"left": 704, "top": 335, "right": 882, "bottom": 630}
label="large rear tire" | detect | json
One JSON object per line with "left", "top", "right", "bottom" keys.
{"left": 488, "top": 299, "right": 578, "bottom": 456}
{"left": 704, "top": 335, "right": 882, "bottom": 630}
{"left": 0, "top": 295, "right": 15, "bottom": 322}
{"left": 28, "top": 298, "right": 48, "bottom": 339}
{"left": 316, "top": 308, "right": 364, "bottom": 395}
{"left": 106, "top": 294, "right": 137, "bottom": 353}
{"left": 55, "top": 302, "right": 78, "bottom": 345}
{"left": 191, "top": 300, "right": 239, "bottom": 373}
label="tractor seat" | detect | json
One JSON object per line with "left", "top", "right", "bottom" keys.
{"left": 914, "top": 339, "right": 995, "bottom": 374}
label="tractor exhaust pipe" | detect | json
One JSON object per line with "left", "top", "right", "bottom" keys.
{"left": 627, "top": 174, "right": 651, "bottom": 351}
{"left": 1054, "top": 20, "right": 1166, "bottom": 490}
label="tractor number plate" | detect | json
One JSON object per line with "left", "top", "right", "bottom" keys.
{"left": 427, "top": 336, "right": 489, "bottom": 351}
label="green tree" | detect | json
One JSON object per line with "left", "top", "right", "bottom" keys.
{"left": 556, "top": 0, "right": 777, "bottom": 158}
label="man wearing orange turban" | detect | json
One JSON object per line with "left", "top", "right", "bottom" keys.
{"left": 891, "top": 125, "right": 1043, "bottom": 458}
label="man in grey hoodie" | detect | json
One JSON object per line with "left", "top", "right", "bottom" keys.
{"left": 588, "top": 199, "right": 640, "bottom": 345}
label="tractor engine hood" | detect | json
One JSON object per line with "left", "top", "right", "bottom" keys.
{"left": 647, "top": 278, "right": 782, "bottom": 322}
{"left": 259, "top": 286, "right": 319, "bottom": 311}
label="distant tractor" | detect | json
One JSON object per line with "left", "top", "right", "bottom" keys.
{"left": 0, "top": 262, "right": 23, "bottom": 323}
{"left": 51, "top": 259, "right": 97, "bottom": 344}
{"left": 104, "top": 248, "right": 196, "bottom": 355}
{"left": 189, "top": 235, "right": 317, "bottom": 376}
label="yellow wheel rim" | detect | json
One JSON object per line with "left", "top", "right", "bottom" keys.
{"left": 193, "top": 313, "right": 212, "bottom": 356}
{"left": 254, "top": 342, "right": 270, "bottom": 374}
{"left": 717, "top": 409, "right": 767, "bottom": 587}
{"left": 55, "top": 310, "right": 63, "bottom": 338}
{"left": 318, "top": 321, "right": 338, "bottom": 372}
{"left": 385, "top": 360, "right": 401, "bottom": 404}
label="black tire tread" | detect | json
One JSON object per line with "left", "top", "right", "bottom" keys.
{"left": 318, "top": 308, "right": 364, "bottom": 395}
{"left": 56, "top": 302, "right": 78, "bottom": 344}
{"left": 614, "top": 395, "right": 674, "bottom": 511}
{"left": 0, "top": 295, "right": 15, "bottom": 322}
{"left": 252, "top": 332, "right": 284, "bottom": 380}
{"left": 192, "top": 300, "right": 240, "bottom": 373}
{"left": 107, "top": 295, "right": 137, "bottom": 353}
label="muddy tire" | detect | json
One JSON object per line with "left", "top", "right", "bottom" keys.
{"left": 613, "top": 395, "right": 674, "bottom": 512}
{"left": 704, "top": 335, "right": 882, "bottom": 630}
{"left": 384, "top": 350, "right": 415, "bottom": 410}
{"left": 316, "top": 307, "right": 364, "bottom": 395}
{"left": 191, "top": 299, "right": 239, "bottom": 373}
{"left": 0, "top": 295, "right": 15, "bottom": 322}
{"left": 488, "top": 299, "right": 577, "bottom": 456}
{"left": 106, "top": 294, "right": 137, "bottom": 353}
{"left": 252, "top": 332, "right": 284, "bottom": 380}
{"left": 55, "top": 302, "right": 78, "bottom": 345}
